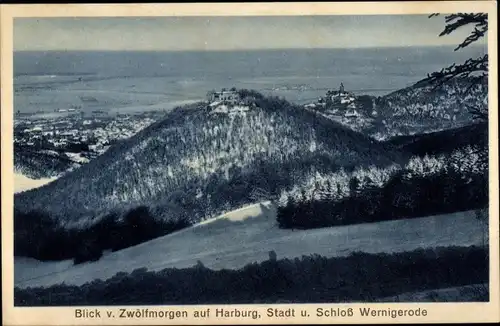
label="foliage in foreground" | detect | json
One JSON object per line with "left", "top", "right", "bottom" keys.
{"left": 14, "top": 246, "right": 488, "bottom": 306}
{"left": 377, "top": 283, "right": 489, "bottom": 302}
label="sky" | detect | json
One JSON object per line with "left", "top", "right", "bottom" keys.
{"left": 14, "top": 15, "right": 487, "bottom": 51}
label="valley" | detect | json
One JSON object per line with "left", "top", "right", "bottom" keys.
{"left": 14, "top": 173, "right": 58, "bottom": 193}
{"left": 14, "top": 110, "right": 165, "bottom": 183}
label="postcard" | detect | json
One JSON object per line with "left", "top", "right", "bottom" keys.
{"left": 1, "top": 1, "right": 499, "bottom": 325}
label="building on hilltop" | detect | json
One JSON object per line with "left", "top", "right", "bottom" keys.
{"left": 324, "top": 83, "right": 354, "bottom": 105}
{"left": 207, "top": 89, "right": 241, "bottom": 104}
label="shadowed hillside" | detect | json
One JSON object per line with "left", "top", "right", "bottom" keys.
{"left": 385, "top": 122, "right": 488, "bottom": 157}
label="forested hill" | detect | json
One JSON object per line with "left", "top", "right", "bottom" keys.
{"left": 14, "top": 92, "right": 402, "bottom": 229}
{"left": 304, "top": 78, "right": 488, "bottom": 140}
{"left": 372, "top": 77, "right": 488, "bottom": 139}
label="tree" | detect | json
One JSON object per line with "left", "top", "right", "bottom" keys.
{"left": 73, "top": 239, "right": 103, "bottom": 265}
{"left": 348, "top": 177, "right": 360, "bottom": 198}
{"left": 474, "top": 208, "right": 489, "bottom": 249}
{"left": 416, "top": 13, "right": 488, "bottom": 121}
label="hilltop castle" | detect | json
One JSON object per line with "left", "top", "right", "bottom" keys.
{"left": 207, "top": 89, "right": 241, "bottom": 104}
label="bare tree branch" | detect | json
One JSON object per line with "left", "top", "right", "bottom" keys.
{"left": 437, "top": 13, "right": 488, "bottom": 50}
{"left": 415, "top": 13, "right": 489, "bottom": 122}
{"left": 465, "top": 103, "right": 488, "bottom": 121}
{"left": 415, "top": 55, "right": 488, "bottom": 88}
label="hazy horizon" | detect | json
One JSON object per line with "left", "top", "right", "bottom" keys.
{"left": 14, "top": 15, "right": 488, "bottom": 52}
{"left": 13, "top": 44, "right": 487, "bottom": 53}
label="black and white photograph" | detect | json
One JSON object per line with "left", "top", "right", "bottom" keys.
{"left": 1, "top": 2, "right": 498, "bottom": 324}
